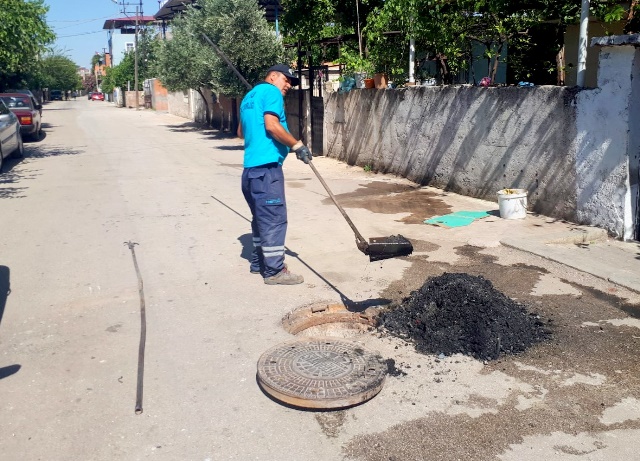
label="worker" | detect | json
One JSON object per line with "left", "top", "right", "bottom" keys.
{"left": 237, "top": 64, "right": 312, "bottom": 285}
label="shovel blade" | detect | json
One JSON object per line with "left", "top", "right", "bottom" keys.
{"left": 366, "top": 235, "right": 413, "bottom": 261}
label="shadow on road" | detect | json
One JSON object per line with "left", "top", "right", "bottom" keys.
{"left": 0, "top": 365, "right": 21, "bottom": 380}
{"left": 166, "top": 122, "right": 212, "bottom": 133}
{"left": 27, "top": 144, "right": 83, "bottom": 159}
{"left": 0, "top": 145, "right": 84, "bottom": 198}
{"left": 0, "top": 265, "right": 10, "bottom": 328}
{"left": 217, "top": 195, "right": 390, "bottom": 311}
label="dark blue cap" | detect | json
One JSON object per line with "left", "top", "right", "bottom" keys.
{"left": 266, "top": 64, "right": 300, "bottom": 86}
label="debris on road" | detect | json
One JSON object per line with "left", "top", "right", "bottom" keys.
{"left": 379, "top": 273, "right": 550, "bottom": 360}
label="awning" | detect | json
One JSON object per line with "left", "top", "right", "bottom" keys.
{"left": 154, "top": 0, "right": 197, "bottom": 21}
{"left": 103, "top": 16, "right": 158, "bottom": 30}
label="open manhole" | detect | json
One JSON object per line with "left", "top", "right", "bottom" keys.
{"left": 282, "top": 302, "right": 379, "bottom": 337}
{"left": 257, "top": 337, "right": 387, "bottom": 409}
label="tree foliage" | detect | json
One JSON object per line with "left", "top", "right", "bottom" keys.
{"left": 156, "top": 0, "right": 289, "bottom": 99}
{"left": 0, "top": 0, "right": 55, "bottom": 90}
{"left": 282, "top": 0, "right": 639, "bottom": 85}
{"left": 40, "top": 53, "right": 82, "bottom": 90}
{"left": 101, "top": 29, "right": 160, "bottom": 94}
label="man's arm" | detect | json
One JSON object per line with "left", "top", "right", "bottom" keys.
{"left": 237, "top": 123, "right": 243, "bottom": 139}
{"left": 264, "top": 113, "right": 296, "bottom": 148}
{"left": 264, "top": 113, "right": 313, "bottom": 164}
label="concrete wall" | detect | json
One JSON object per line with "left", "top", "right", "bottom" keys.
{"left": 324, "top": 35, "right": 640, "bottom": 238}
{"left": 166, "top": 90, "right": 191, "bottom": 119}
{"left": 124, "top": 91, "right": 145, "bottom": 108}
{"left": 148, "top": 79, "right": 168, "bottom": 111}
{"left": 324, "top": 85, "right": 579, "bottom": 221}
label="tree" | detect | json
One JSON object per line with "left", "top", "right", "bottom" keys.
{"left": 156, "top": 0, "right": 288, "bottom": 124}
{"left": 40, "top": 53, "right": 82, "bottom": 91}
{"left": 101, "top": 29, "right": 160, "bottom": 95}
{"left": 0, "top": 0, "right": 55, "bottom": 90}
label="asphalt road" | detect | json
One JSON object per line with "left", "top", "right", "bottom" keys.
{"left": 1, "top": 98, "right": 640, "bottom": 461}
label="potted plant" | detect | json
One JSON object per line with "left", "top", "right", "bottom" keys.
{"left": 416, "top": 67, "right": 437, "bottom": 86}
{"left": 340, "top": 47, "right": 374, "bottom": 89}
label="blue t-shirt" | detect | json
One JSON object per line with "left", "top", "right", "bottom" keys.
{"left": 240, "top": 82, "right": 290, "bottom": 168}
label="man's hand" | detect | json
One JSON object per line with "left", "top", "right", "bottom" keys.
{"left": 292, "top": 141, "right": 312, "bottom": 164}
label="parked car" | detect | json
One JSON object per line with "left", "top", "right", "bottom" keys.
{"left": 6, "top": 89, "right": 41, "bottom": 105}
{"left": 0, "top": 93, "right": 42, "bottom": 141}
{"left": 50, "top": 89, "right": 63, "bottom": 100}
{"left": 90, "top": 92, "right": 105, "bottom": 101}
{"left": 0, "top": 99, "right": 24, "bottom": 172}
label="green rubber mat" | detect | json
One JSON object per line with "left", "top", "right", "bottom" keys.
{"left": 424, "top": 211, "right": 491, "bottom": 228}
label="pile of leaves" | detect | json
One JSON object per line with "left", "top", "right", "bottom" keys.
{"left": 379, "top": 273, "right": 550, "bottom": 361}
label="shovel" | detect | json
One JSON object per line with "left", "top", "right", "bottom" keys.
{"left": 201, "top": 33, "right": 413, "bottom": 261}
{"left": 307, "top": 161, "right": 412, "bottom": 261}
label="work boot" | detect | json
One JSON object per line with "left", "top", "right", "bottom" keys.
{"left": 264, "top": 266, "right": 304, "bottom": 285}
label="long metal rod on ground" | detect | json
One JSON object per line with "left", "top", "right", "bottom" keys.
{"left": 125, "top": 241, "right": 146, "bottom": 415}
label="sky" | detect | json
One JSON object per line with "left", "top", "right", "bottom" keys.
{"left": 45, "top": 0, "right": 162, "bottom": 68}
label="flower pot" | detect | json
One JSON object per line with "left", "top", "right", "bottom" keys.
{"left": 364, "top": 78, "right": 375, "bottom": 89}
{"left": 354, "top": 72, "right": 366, "bottom": 89}
{"left": 374, "top": 73, "right": 388, "bottom": 89}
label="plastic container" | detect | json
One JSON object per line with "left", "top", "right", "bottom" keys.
{"left": 497, "top": 189, "right": 528, "bottom": 219}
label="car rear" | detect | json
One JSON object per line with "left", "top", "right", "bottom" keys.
{"left": 0, "top": 94, "right": 41, "bottom": 140}
{"left": 50, "top": 90, "right": 63, "bottom": 100}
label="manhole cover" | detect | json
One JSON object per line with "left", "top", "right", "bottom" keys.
{"left": 257, "top": 337, "right": 387, "bottom": 409}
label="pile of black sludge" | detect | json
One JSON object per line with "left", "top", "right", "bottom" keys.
{"left": 379, "top": 273, "right": 550, "bottom": 361}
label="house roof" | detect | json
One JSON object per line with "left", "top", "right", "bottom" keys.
{"left": 153, "top": 0, "right": 281, "bottom": 23}
{"left": 154, "top": 0, "right": 197, "bottom": 21}
{"left": 103, "top": 16, "right": 158, "bottom": 30}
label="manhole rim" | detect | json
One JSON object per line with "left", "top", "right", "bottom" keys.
{"left": 257, "top": 336, "right": 386, "bottom": 409}
{"left": 282, "top": 302, "right": 379, "bottom": 335}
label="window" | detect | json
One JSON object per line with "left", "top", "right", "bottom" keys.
{"left": 125, "top": 42, "right": 134, "bottom": 53}
{"left": 0, "top": 100, "right": 10, "bottom": 115}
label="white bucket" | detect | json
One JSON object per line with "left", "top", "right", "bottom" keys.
{"left": 497, "top": 189, "right": 528, "bottom": 219}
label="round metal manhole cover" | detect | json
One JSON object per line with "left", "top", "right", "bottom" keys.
{"left": 257, "top": 337, "right": 386, "bottom": 409}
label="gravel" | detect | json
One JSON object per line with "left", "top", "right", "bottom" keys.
{"left": 379, "top": 273, "right": 550, "bottom": 360}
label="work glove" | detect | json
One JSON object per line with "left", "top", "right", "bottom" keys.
{"left": 292, "top": 141, "right": 312, "bottom": 164}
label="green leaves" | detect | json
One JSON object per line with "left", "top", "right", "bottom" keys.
{"left": 156, "top": 0, "right": 287, "bottom": 98}
{"left": 39, "top": 53, "right": 81, "bottom": 91}
{"left": 0, "top": 0, "right": 55, "bottom": 89}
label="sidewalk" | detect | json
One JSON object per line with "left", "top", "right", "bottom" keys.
{"left": 501, "top": 220, "right": 640, "bottom": 293}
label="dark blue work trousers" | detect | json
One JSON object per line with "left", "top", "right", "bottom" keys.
{"left": 241, "top": 163, "right": 287, "bottom": 277}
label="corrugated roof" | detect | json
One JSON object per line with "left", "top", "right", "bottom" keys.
{"left": 103, "top": 16, "right": 158, "bottom": 30}
{"left": 154, "top": 0, "right": 197, "bottom": 20}
{"left": 153, "top": 0, "right": 281, "bottom": 22}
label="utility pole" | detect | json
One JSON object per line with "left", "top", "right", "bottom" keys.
{"left": 577, "top": 0, "right": 590, "bottom": 87}
{"left": 135, "top": 4, "right": 139, "bottom": 110}
{"left": 114, "top": 0, "right": 143, "bottom": 109}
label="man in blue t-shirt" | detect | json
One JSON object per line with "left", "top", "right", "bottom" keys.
{"left": 237, "top": 64, "right": 312, "bottom": 285}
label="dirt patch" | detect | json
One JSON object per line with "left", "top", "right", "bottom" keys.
{"left": 343, "top": 245, "right": 640, "bottom": 461}
{"left": 325, "top": 182, "right": 451, "bottom": 224}
{"left": 379, "top": 273, "right": 550, "bottom": 360}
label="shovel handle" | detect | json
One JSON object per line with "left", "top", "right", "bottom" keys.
{"left": 307, "top": 161, "right": 369, "bottom": 249}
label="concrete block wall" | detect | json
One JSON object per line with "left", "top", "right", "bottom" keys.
{"left": 166, "top": 91, "right": 191, "bottom": 119}
{"left": 324, "top": 85, "right": 580, "bottom": 222}
{"left": 124, "top": 91, "right": 145, "bottom": 108}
